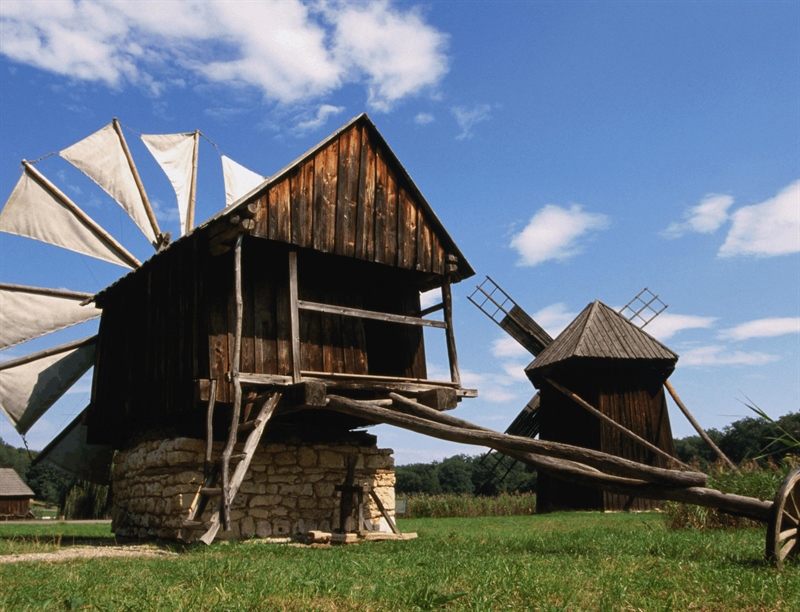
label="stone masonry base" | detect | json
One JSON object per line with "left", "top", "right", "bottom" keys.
{"left": 112, "top": 435, "right": 395, "bottom": 541}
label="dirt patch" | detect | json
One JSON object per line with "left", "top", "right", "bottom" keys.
{"left": 0, "top": 543, "right": 179, "bottom": 564}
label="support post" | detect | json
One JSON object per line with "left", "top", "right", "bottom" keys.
{"left": 665, "top": 380, "right": 739, "bottom": 472}
{"left": 288, "top": 250, "right": 302, "bottom": 383}
{"left": 442, "top": 280, "right": 461, "bottom": 386}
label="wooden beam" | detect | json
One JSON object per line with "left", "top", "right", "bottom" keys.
{"left": 442, "top": 280, "right": 461, "bottom": 385}
{"left": 22, "top": 161, "right": 141, "bottom": 268}
{"left": 288, "top": 250, "right": 302, "bottom": 383}
{"left": 325, "top": 394, "right": 707, "bottom": 488}
{"left": 544, "top": 377, "right": 691, "bottom": 470}
{"left": 0, "top": 335, "right": 97, "bottom": 371}
{"left": 665, "top": 380, "right": 739, "bottom": 472}
{"left": 112, "top": 117, "right": 161, "bottom": 246}
{"left": 297, "top": 300, "right": 447, "bottom": 329}
{"left": 0, "top": 283, "right": 95, "bottom": 300}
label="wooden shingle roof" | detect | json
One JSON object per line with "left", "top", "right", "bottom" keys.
{"left": 0, "top": 468, "right": 34, "bottom": 498}
{"left": 526, "top": 300, "right": 678, "bottom": 373}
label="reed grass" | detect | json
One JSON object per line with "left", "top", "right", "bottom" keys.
{"left": 402, "top": 492, "right": 536, "bottom": 518}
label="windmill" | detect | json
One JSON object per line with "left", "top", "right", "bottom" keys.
{"left": 0, "top": 118, "right": 265, "bottom": 483}
{"left": 468, "top": 277, "right": 734, "bottom": 505}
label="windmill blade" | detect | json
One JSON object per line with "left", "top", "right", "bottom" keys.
{"left": 141, "top": 131, "right": 199, "bottom": 235}
{"left": 0, "top": 283, "right": 99, "bottom": 351}
{"left": 0, "top": 163, "right": 140, "bottom": 269}
{"left": 33, "top": 407, "right": 113, "bottom": 486}
{"left": 0, "top": 336, "right": 96, "bottom": 435}
{"left": 59, "top": 119, "right": 161, "bottom": 247}
{"left": 468, "top": 276, "right": 553, "bottom": 355}
{"left": 221, "top": 154, "right": 265, "bottom": 208}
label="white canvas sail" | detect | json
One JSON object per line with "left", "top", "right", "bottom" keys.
{"left": 0, "top": 339, "right": 96, "bottom": 435}
{"left": 60, "top": 122, "right": 158, "bottom": 246}
{"left": 0, "top": 168, "right": 138, "bottom": 268}
{"left": 222, "top": 155, "right": 265, "bottom": 207}
{"left": 0, "top": 284, "right": 99, "bottom": 351}
{"left": 141, "top": 132, "right": 196, "bottom": 235}
{"left": 35, "top": 409, "right": 114, "bottom": 485}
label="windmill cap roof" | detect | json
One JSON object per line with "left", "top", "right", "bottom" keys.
{"left": 525, "top": 300, "right": 678, "bottom": 373}
{"left": 0, "top": 468, "right": 35, "bottom": 497}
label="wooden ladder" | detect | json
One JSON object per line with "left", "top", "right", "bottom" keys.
{"left": 181, "top": 388, "right": 282, "bottom": 544}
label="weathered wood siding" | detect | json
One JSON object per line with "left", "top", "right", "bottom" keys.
{"left": 0, "top": 498, "right": 31, "bottom": 516}
{"left": 90, "top": 238, "right": 427, "bottom": 444}
{"left": 249, "top": 122, "right": 447, "bottom": 277}
{"left": 537, "top": 361, "right": 674, "bottom": 513}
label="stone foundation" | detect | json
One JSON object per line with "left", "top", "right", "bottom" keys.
{"left": 111, "top": 435, "right": 395, "bottom": 541}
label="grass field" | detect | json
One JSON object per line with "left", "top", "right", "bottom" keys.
{"left": 1, "top": 513, "right": 797, "bottom": 611}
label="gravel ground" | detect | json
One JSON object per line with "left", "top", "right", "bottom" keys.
{"left": 0, "top": 543, "right": 179, "bottom": 564}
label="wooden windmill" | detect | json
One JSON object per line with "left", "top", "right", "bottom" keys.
{"left": 1, "top": 114, "right": 476, "bottom": 542}
{"left": 469, "top": 278, "right": 732, "bottom": 512}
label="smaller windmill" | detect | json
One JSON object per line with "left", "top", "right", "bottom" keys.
{"left": 468, "top": 277, "right": 732, "bottom": 510}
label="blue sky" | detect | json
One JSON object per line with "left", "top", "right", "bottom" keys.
{"left": 0, "top": 0, "right": 798, "bottom": 464}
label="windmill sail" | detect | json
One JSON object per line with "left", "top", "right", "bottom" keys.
{"left": 0, "top": 337, "right": 96, "bottom": 435}
{"left": 34, "top": 408, "right": 113, "bottom": 485}
{"left": 141, "top": 132, "right": 198, "bottom": 235}
{"left": 0, "top": 284, "right": 99, "bottom": 351}
{"left": 0, "top": 164, "right": 140, "bottom": 268}
{"left": 222, "top": 155, "right": 265, "bottom": 207}
{"left": 59, "top": 121, "right": 159, "bottom": 247}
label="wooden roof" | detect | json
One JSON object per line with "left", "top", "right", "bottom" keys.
{"left": 526, "top": 300, "right": 678, "bottom": 373}
{"left": 96, "top": 114, "right": 473, "bottom": 303}
{"left": 0, "top": 468, "right": 34, "bottom": 498}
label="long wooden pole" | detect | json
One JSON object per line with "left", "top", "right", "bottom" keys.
{"left": 544, "top": 377, "right": 692, "bottom": 470}
{"left": 0, "top": 335, "right": 97, "bottom": 371}
{"left": 325, "top": 395, "right": 707, "bottom": 488}
{"left": 288, "top": 250, "right": 302, "bottom": 384}
{"left": 221, "top": 234, "right": 244, "bottom": 530}
{"left": 186, "top": 130, "right": 199, "bottom": 234}
{"left": 112, "top": 117, "right": 161, "bottom": 247}
{"left": 665, "top": 380, "right": 740, "bottom": 472}
{"left": 0, "top": 282, "right": 94, "bottom": 300}
{"left": 22, "top": 161, "right": 141, "bottom": 268}
{"left": 385, "top": 394, "right": 770, "bottom": 521}
{"left": 442, "top": 280, "right": 461, "bottom": 385}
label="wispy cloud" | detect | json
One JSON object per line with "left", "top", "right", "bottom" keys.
{"left": 531, "top": 303, "right": 576, "bottom": 337}
{"left": 719, "top": 180, "right": 800, "bottom": 257}
{"left": 491, "top": 337, "right": 530, "bottom": 359}
{"left": 0, "top": 0, "right": 449, "bottom": 113}
{"left": 453, "top": 104, "right": 491, "bottom": 140}
{"left": 293, "top": 104, "right": 345, "bottom": 133}
{"left": 644, "top": 312, "right": 718, "bottom": 341}
{"left": 510, "top": 204, "right": 610, "bottom": 267}
{"left": 679, "top": 345, "right": 779, "bottom": 367}
{"left": 719, "top": 317, "right": 800, "bottom": 341}
{"left": 414, "top": 112, "right": 435, "bottom": 125}
{"left": 662, "top": 194, "right": 734, "bottom": 238}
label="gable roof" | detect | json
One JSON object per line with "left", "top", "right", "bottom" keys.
{"left": 526, "top": 300, "right": 678, "bottom": 373}
{"left": 96, "top": 114, "right": 473, "bottom": 303}
{"left": 0, "top": 468, "right": 34, "bottom": 498}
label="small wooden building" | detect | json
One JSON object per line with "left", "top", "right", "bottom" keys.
{"left": 87, "top": 112, "right": 475, "bottom": 447}
{"left": 525, "top": 300, "right": 677, "bottom": 512}
{"left": 0, "top": 468, "right": 35, "bottom": 519}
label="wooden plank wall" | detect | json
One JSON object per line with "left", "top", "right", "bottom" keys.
{"left": 252, "top": 123, "right": 446, "bottom": 276}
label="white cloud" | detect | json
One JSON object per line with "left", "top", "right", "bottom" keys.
{"left": 679, "top": 345, "right": 779, "bottom": 367}
{"left": 510, "top": 204, "right": 610, "bottom": 267}
{"left": 415, "top": 112, "right": 435, "bottom": 125}
{"left": 644, "top": 312, "right": 718, "bottom": 341}
{"left": 663, "top": 193, "right": 734, "bottom": 238}
{"left": 419, "top": 288, "right": 440, "bottom": 310}
{"left": 459, "top": 368, "right": 524, "bottom": 404}
{"left": 531, "top": 303, "right": 576, "bottom": 337}
{"left": 491, "top": 337, "right": 529, "bottom": 359}
{"left": 0, "top": 0, "right": 449, "bottom": 113}
{"left": 294, "top": 104, "right": 345, "bottom": 133}
{"left": 719, "top": 180, "right": 800, "bottom": 257}
{"left": 719, "top": 317, "right": 800, "bottom": 341}
{"left": 453, "top": 104, "right": 491, "bottom": 140}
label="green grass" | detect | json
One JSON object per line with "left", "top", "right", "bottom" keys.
{"left": 1, "top": 514, "right": 797, "bottom": 611}
{"left": 402, "top": 492, "right": 536, "bottom": 518}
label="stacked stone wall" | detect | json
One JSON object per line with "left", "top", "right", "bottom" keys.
{"left": 112, "top": 436, "right": 395, "bottom": 541}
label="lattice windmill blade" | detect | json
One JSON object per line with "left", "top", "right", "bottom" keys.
{"left": 467, "top": 276, "right": 553, "bottom": 356}
{"left": 618, "top": 288, "right": 668, "bottom": 329}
